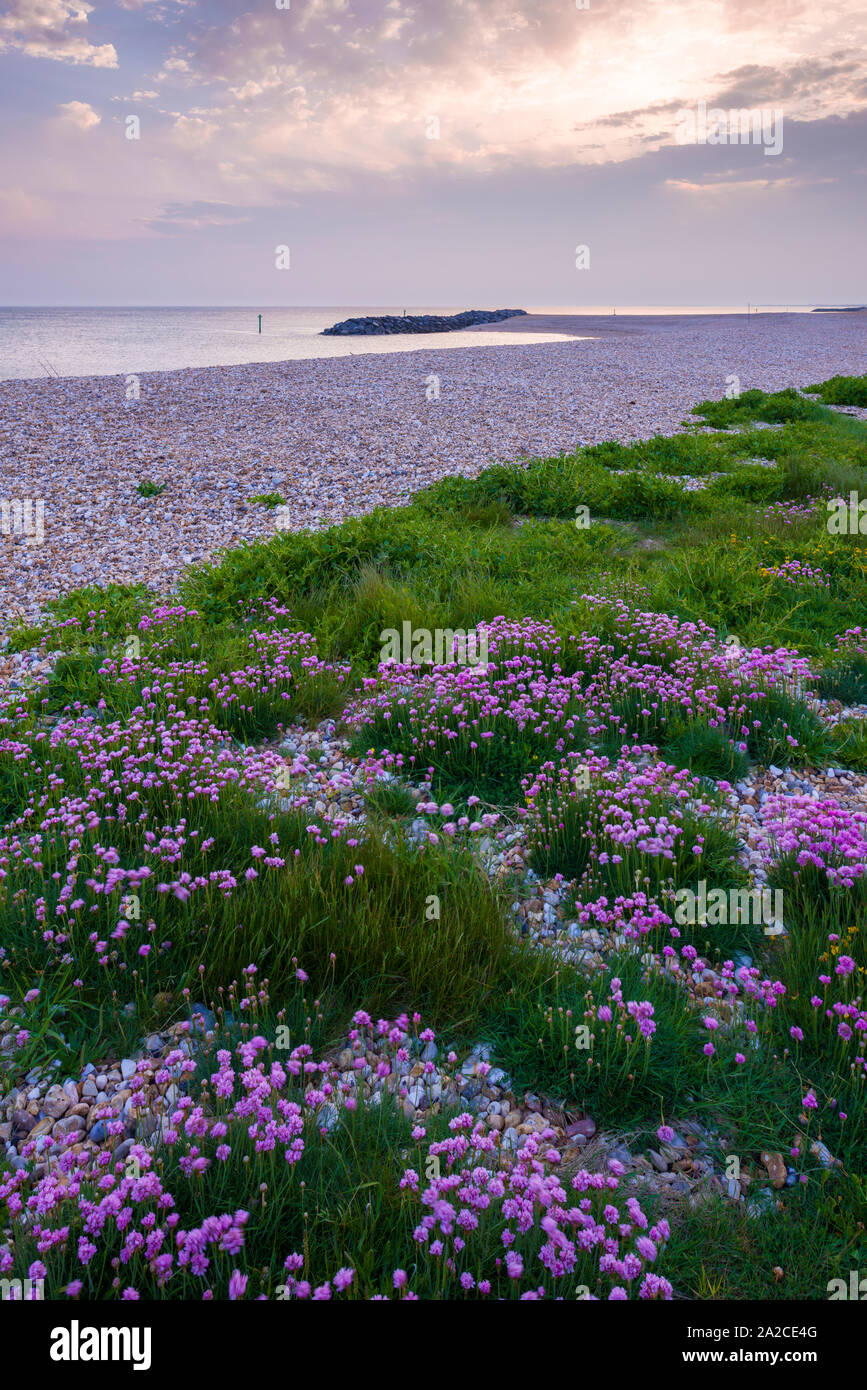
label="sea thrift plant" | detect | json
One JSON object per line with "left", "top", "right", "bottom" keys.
{"left": 760, "top": 796, "right": 867, "bottom": 891}
{"left": 350, "top": 602, "right": 817, "bottom": 795}
{"left": 522, "top": 745, "right": 739, "bottom": 906}
{"left": 759, "top": 560, "right": 831, "bottom": 590}
{"left": 96, "top": 604, "right": 351, "bottom": 740}
{"left": 0, "top": 1002, "right": 671, "bottom": 1300}
{"left": 2, "top": 560, "right": 864, "bottom": 1303}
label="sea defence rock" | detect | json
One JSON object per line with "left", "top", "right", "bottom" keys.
{"left": 322, "top": 309, "right": 527, "bottom": 336}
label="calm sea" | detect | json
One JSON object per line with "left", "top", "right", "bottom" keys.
{"left": 0, "top": 304, "right": 823, "bottom": 382}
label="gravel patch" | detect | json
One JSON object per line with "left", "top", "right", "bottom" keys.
{"left": 1, "top": 313, "right": 864, "bottom": 634}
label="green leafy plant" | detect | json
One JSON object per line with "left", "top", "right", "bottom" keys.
{"left": 249, "top": 491, "right": 287, "bottom": 509}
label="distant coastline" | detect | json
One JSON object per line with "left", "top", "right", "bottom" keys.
{"left": 0, "top": 305, "right": 863, "bottom": 381}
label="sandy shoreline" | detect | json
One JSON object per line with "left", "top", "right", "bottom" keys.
{"left": 0, "top": 312, "right": 865, "bottom": 641}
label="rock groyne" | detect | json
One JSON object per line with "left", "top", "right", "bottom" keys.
{"left": 322, "top": 308, "right": 527, "bottom": 336}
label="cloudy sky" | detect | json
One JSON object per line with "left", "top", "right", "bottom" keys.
{"left": 0, "top": 0, "right": 865, "bottom": 305}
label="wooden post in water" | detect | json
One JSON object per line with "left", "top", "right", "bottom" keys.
{"left": 258, "top": 314, "right": 262, "bottom": 334}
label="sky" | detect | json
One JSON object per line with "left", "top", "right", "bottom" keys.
{"left": 0, "top": 0, "right": 865, "bottom": 305}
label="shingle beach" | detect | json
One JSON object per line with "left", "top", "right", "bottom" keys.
{"left": 1, "top": 312, "right": 864, "bottom": 636}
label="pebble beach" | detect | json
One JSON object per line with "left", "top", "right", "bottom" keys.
{"left": 1, "top": 311, "right": 865, "bottom": 637}
{"left": 1, "top": 310, "right": 866, "bottom": 1305}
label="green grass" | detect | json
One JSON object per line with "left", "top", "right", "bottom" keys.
{"left": 661, "top": 721, "right": 750, "bottom": 780}
{"left": 815, "top": 654, "right": 867, "bottom": 706}
{"left": 805, "top": 373, "right": 867, "bottom": 407}
{"left": 249, "top": 491, "right": 287, "bottom": 508}
{"left": 478, "top": 950, "right": 706, "bottom": 1121}
{"left": 2, "top": 375, "right": 866, "bottom": 1302}
{"left": 362, "top": 778, "right": 420, "bottom": 819}
{"left": 662, "top": 1172, "right": 867, "bottom": 1300}
{"left": 742, "top": 684, "right": 831, "bottom": 767}
{"left": 6, "top": 582, "right": 152, "bottom": 653}
{"left": 829, "top": 717, "right": 867, "bottom": 771}
{"left": 1, "top": 803, "right": 516, "bottom": 1064}
{"left": 692, "top": 387, "right": 833, "bottom": 429}
{"left": 12, "top": 394, "right": 867, "bottom": 677}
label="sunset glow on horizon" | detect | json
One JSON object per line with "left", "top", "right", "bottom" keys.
{"left": 1, "top": 0, "right": 865, "bottom": 303}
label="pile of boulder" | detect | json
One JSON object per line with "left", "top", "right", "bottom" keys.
{"left": 322, "top": 309, "right": 527, "bottom": 335}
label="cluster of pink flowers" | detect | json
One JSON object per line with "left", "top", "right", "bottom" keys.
{"left": 832, "top": 626, "right": 867, "bottom": 660}
{"left": 350, "top": 602, "right": 813, "bottom": 773}
{"left": 0, "top": 688, "right": 366, "bottom": 1007}
{"left": 95, "top": 603, "right": 351, "bottom": 738}
{"left": 349, "top": 616, "right": 586, "bottom": 772}
{"left": 650, "top": 937, "right": 866, "bottom": 1086}
{"left": 757, "top": 795, "right": 867, "bottom": 888}
{"left": 760, "top": 497, "right": 827, "bottom": 524}
{"left": 399, "top": 1116, "right": 671, "bottom": 1300}
{"left": 0, "top": 1003, "right": 671, "bottom": 1300}
{"left": 759, "top": 560, "right": 831, "bottom": 589}
{"left": 2, "top": 584, "right": 864, "bottom": 1302}
{"left": 521, "top": 744, "right": 725, "bottom": 901}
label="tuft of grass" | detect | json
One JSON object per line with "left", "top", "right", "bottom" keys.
{"left": 5, "top": 582, "right": 152, "bottom": 654}
{"left": 693, "top": 387, "right": 830, "bottom": 429}
{"left": 828, "top": 717, "right": 867, "bottom": 771}
{"left": 528, "top": 770, "right": 745, "bottom": 900}
{"left": 805, "top": 373, "right": 867, "bottom": 407}
{"left": 662, "top": 720, "right": 750, "bottom": 780}
{"left": 363, "top": 778, "right": 420, "bottom": 819}
{"left": 478, "top": 950, "right": 706, "bottom": 1122}
{"left": 744, "top": 685, "right": 831, "bottom": 768}
{"left": 815, "top": 654, "right": 867, "bottom": 706}
{"left": 0, "top": 794, "right": 517, "bottom": 1060}
{"left": 249, "top": 491, "right": 287, "bottom": 508}
{"left": 661, "top": 1173, "right": 866, "bottom": 1300}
